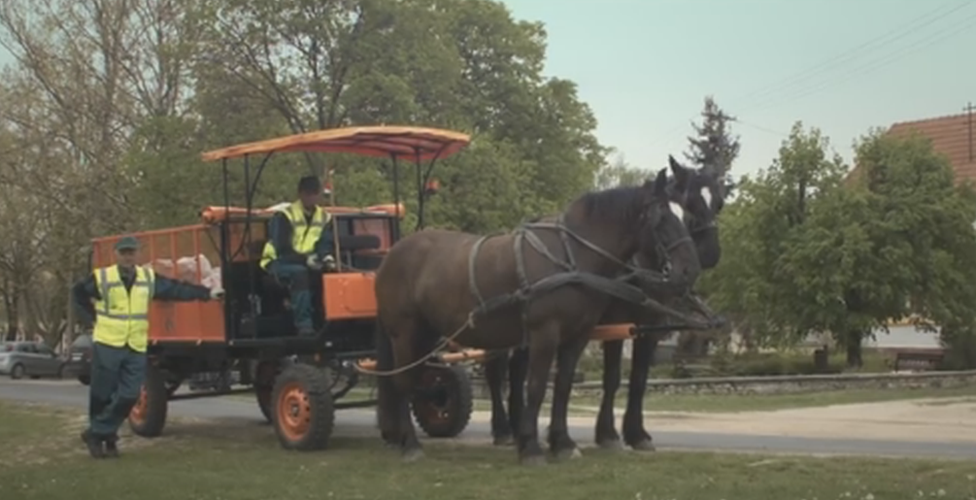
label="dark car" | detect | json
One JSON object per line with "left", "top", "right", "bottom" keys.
{"left": 61, "top": 333, "right": 93, "bottom": 385}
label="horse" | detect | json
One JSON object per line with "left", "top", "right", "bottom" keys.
{"left": 481, "top": 156, "right": 730, "bottom": 450}
{"left": 373, "top": 167, "right": 701, "bottom": 465}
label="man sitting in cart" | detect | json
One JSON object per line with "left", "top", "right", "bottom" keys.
{"left": 72, "top": 236, "right": 223, "bottom": 459}
{"left": 259, "top": 175, "right": 336, "bottom": 337}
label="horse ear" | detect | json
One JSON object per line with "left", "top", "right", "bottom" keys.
{"left": 669, "top": 155, "right": 691, "bottom": 191}
{"left": 653, "top": 168, "right": 668, "bottom": 196}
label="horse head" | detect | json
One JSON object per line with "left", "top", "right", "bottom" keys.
{"left": 667, "top": 155, "right": 726, "bottom": 269}
{"left": 634, "top": 168, "right": 700, "bottom": 291}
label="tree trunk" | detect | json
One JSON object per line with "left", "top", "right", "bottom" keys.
{"left": 845, "top": 330, "right": 863, "bottom": 368}
{"left": 2, "top": 287, "right": 20, "bottom": 341}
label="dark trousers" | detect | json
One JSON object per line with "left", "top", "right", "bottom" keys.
{"left": 268, "top": 261, "right": 313, "bottom": 331}
{"left": 88, "top": 342, "right": 146, "bottom": 437}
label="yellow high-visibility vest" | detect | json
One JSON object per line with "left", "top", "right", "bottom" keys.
{"left": 260, "top": 200, "right": 330, "bottom": 269}
{"left": 92, "top": 265, "right": 155, "bottom": 353}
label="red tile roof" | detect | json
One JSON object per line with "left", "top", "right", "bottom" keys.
{"left": 886, "top": 112, "right": 976, "bottom": 181}
{"left": 845, "top": 111, "right": 976, "bottom": 186}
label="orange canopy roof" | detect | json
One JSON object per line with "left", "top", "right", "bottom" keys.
{"left": 200, "top": 125, "right": 471, "bottom": 162}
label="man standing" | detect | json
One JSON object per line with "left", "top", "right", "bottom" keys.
{"left": 72, "top": 236, "right": 222, "bottom": 459}
{"left": 259, "top": 175, "right": 336, "bottom": 337}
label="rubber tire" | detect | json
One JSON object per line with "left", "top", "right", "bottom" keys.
{"left": 412, "top": 365, "right": 474, "bottom": 438}
{"left": 271, "top": 363, "right": 335, "bottom": 451}
{"left": 10, "top": 364, "right": 24, "bottom": 380}
{"left": 255, "top": 358, "right": 293, "bottom": 423}
{"left": 77, "top": 374, "right": 91, "bottom": 386}
{"left": 128, "top": 364, "right": 169, "bottom": 438}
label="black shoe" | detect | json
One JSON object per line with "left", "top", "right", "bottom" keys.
{"left": 80, "top": 429, "right": 105, "bottom": 459}
{"left": 104, "top": 435, "right": 120, "bottom": 458}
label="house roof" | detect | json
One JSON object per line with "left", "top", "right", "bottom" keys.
{"left": 886, "top": 112, "right": 976, "bottom": 181}
{"left": 844, "top": 111, "right": 976, "bottom": 187}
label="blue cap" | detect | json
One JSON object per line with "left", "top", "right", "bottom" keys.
{"left": 114, "top": 236, "right": 139, "bottom": 251}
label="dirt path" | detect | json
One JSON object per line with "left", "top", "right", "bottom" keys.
{"left": 487, "top": 396, "right": 976, "bottom": 444}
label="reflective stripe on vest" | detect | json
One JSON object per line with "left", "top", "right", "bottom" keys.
{"left": 92, "top": 265, "right": 155, "bottom": 353}
{"left": 260, "top": 200, "right": 330, "bottom": 269}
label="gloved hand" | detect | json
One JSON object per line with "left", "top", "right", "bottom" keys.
{"left": 306, "top": 254, "right": 323, "bottom": 270}
{"left": 322, "top": 255, "right": 336, "bottom": 271}
{"left": 210, "top": 288, "right": 225, "bottom": 300}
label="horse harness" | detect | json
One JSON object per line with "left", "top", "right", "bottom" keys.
{"left": 465, "top": 213, "right": 699, "bottom": 348}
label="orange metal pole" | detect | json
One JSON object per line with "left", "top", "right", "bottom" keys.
{"left": 590, "top": 324, "right": 636, "bottom": 341}
{"left": 356, "top": 349, "right": 487, "bottom": 371}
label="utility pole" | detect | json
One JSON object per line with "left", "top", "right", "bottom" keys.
{"left": 965, "top": 102, "right": 975, "bottom": 163}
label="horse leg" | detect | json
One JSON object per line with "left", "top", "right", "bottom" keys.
{"left": 507, "top": 346, "right": 528, "bottom": 437}
{"left": 389, "top": 321, "right": 428, "bottom": 461}
{"left": 622, "top": 334, "right": 659, "bottom": 451}
{"left": 595, "top": 339, "right": 625, "bottom": 450}
{"left": 517, "top": 322, "right": 560, "bottom": 466}
{"left": 547, "top": 334, "right": 589, "bottom": 460}
{"left": 484, "top": 349, "right": 514, "bottom": 446}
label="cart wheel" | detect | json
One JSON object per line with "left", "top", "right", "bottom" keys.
{"left": 412, "top": 364, "right": 473, "bottom": 438}
{"left": 128, "top": 364, "right": 169, "bottom": 438}
{"left": 254, "top": 359, "right": 289, "bottom": 423}
{"left": 271, "top": 363, "right": 334, "bottom": 451}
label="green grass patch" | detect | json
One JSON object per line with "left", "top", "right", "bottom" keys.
{"left": 1, "top": 400, "right": 974, "bottom": 500}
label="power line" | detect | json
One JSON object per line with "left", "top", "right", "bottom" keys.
{"left": 644, "top": 3, "right": 975, "bottom": 155}
{"left": 734, "top": 2, "right": 972, "bottom": 111}
{"left": 746, "top": 12, "right": 976, "bottom": 114}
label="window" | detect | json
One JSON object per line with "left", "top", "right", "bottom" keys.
{"left": 36, "top": 344, "right": 55, "bottom": 357}
{"left": 71, "top": 335, "right": 93, "bottom": 349}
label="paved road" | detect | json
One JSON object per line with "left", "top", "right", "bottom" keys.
{"left": 2, "top": 379, "right": 974, "bottom": 460}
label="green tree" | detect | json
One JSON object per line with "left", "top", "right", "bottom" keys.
{"left": 594, "top": 153, "right": 649, "bottom": 190}
{"left": 700, "top": 122, "right": 847, "bottom": 349}
{"left": 684, "top": 95, "right": 741, "bottom": 178}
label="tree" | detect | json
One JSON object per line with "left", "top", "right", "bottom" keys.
{"left": 705, "top": 121, "right": 976, "bottom": 368}
{"left": 192, "top": 0, "right": 606, "bottom": 231}
{"left": 700, "top": 121, "right": 846, "bottom": 349}
{"left": 594, "top": 153, "right": 649, "bottom": 190}
{"left": 685, "top": 95, "right": 740, "bottom": 179}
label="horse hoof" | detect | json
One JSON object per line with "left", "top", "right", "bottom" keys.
{"left": 597, "top": 439, "right": 625, "bottom": 451}
{"left": 401, "top": 448, "right": 425, "bottom": 463}
{"left": 552, "top": 446, "right": 583, "bottom": 461}
{"left": 629, "top": 440, "right": 656, "bottom": 452}
{"left": 519, "top": 454, "right": 548, "bottom": 467}
{"left": 493, "top": 435, "right": 515, "bottom": 446}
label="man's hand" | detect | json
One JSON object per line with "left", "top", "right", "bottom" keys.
{"left": 306, "top": 254, "right": 323, "bottom": 271}
{"left": 210, "top": 288, "right": 225, "bottom": 300}
{"left": 322, "top": 255, "right": 336, "bottom": 271}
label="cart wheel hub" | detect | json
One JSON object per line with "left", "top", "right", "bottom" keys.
{"left": 277, "top": 383, "right": 312, "bottom": 441}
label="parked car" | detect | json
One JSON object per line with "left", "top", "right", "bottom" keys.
{"left": 0, "top": 340, "right": 66, "bottom": 379}
{"left": 60, "top": 333, "right": 93, "bottom": 385}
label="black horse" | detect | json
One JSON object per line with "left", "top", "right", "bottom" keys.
{"left": 482, "top": 157, "right": 730, "bottom": 450}
{"left": 373, "top": 168, "right": 701, "bottom": 465}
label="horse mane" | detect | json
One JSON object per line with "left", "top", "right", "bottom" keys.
{"left": 575, "top": 185, "right": 648, "bottom": 224}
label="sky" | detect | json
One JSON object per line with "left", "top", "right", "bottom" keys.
{"left": 1, "top": 0, "right": 973, "bottom": 183}
{"left": 501, "top": 0, "right": 976, "bottom": 181}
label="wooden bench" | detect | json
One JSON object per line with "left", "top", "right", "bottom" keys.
{"left": 893, "top": 350, "right": 944, "bottom": 372}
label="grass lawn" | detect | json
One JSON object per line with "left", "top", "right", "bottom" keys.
{"left": 2, "top": 401, "right": 975, "bottom": 500}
